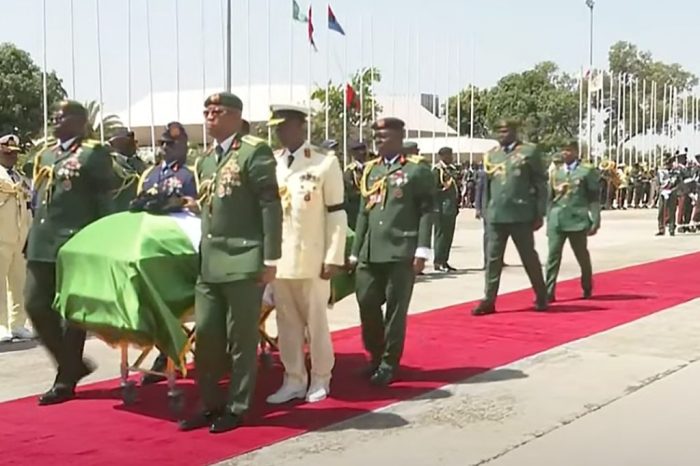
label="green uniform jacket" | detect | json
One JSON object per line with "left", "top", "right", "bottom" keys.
{"left": 547, "top": 161, "right": 601, "bottom": 233}
{"left": 195, "top": 134, "right": 282, "bottom": 283}
{"left": 343, "top": 161, "right": 363, "bottom": 230}
{"left": 351, "top": 154, "right": 435, "bottom": 263}
{"left": 111, "top": 152, "right": 142, "bottom": 212}
{"left": 433, "top": 162, "right": 460, "bottom": 216}
{"left": 483, "top": 142, "right": 547, "bottom": 224}
{"left": 27, "top": 139, "right": 116, "bottom": 263}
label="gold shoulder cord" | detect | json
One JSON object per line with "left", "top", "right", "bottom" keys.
{"left": 33, "top": 151, "right": 56, "bottom": 205}
{"left": 439, "top": 166, "right": 454, "bottom": 191}
{"left": 483, "top": 151, "right": 505, "bottom": 176}
{"left": 359, "top": 159, "right": 386, "bottom": 210}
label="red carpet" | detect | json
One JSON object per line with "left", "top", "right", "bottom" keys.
{"left": 2, "top": 252, "right": 700, "bottom": 466}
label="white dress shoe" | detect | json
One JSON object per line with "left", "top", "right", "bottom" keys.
{"left": 11, "top": 327, "right": 35, "bottom": 340}
{"left": 305, "top": 384, "right": 330, "bottom": 403}
{"left": 266, "top": 383, "right": 307, "bottom": 405}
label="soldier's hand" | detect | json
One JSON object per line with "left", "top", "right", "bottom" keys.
{"left": 320, "top": 264, "right": 342, "bottom": 280}
{"left": 345, "top": 256, "right": 358, "bottom": 271}
{"left": 258, "top": 266, "right": 277, "bottom": 286}
{"left": 588, "top": 226, "right": 599, "bottom": 237}
{"left": 413, "top": 257, "right": 426, "bottom": 275}
{"left": 182, "top": 196, "right": 200, "bottom": 214}
{"left": 533, "top": 218, "right": 544, "bottom": 231}
{"left": 475, "top": 209, "right": 482, "bottom": 220}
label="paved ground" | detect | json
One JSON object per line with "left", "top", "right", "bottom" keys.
{"left": 2, "top": 208, "right": 700, "bottom": 465}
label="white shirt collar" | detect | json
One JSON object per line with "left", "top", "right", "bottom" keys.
{"left": 59, "top": 137, "right": 78, "bottom": 151}
{"left": 216, "top": 134, "right": 237, "bottom": 155}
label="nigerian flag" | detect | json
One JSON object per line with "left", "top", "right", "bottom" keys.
{"left": 55, "top": 212, "right": 200, "bottom": 370}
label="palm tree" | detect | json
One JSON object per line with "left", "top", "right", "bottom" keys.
{"left": 85, "top": 100, "right": 123, "bottom": 140}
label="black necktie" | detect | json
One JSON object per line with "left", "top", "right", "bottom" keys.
{"left": 215, "top": 145, "right": 224, "bottom": 162}
{"left": 6, "top": 168, "right": 18, "bottom": 183}
{"left": 287, "top": 154, "right": 294, "bottom": 168}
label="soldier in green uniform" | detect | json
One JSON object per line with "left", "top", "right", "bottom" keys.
{"left": 24, "top": 101, "right": 116, "bottom": 405}
{"left": 178, "top": 92, "right": 282, "bottom": 433}
{"left": 403, "top": 141, "right": 419, "bottom": 156}
{"left": 349, "top": 117, "right": 435, "bottom": 386}
{"left": 473, "top": 119, "right": 548, "bottom": 316}
{"left": 544, "top": 140, "right": 600, "bottom": 302}
{"left": 343, "top": 141, "right": 368, "bottom": 230}
{"left": 108, "top": 128, "right": 144, "bottom": 212}
{"left": 655, "top": 155, "right": 681, "bottom": 236}
{"left": 432, "top": 146, "right": 460, "bottom": 272}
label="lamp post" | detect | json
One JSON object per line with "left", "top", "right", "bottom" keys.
{"left": 586, "top": 0, "right": 595, "bottom": 161}
{"left": 225, "top": 0, "right": 232, "bottom": 92}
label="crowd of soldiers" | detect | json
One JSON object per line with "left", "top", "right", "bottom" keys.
{"left": 0, "top": 93, "right": 695, "bottom": 434}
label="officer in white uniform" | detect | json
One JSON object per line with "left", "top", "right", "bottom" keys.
{"left": 266, "top": 105, "right": 347, "bottom": 404}
{"left": 0, "top": 134, "right": 33, "bottom": 341}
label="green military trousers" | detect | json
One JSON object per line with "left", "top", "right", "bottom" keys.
{"left": 657, "top": 193, "right": 677, "bottom": 233}
{"left": 545, "top": 230, "right": 592, "bottom": 299}
{"left": 24, "top": 261, "right": 87, "bottom": 386}
{"left": 433, "top": 212, "right": 457, "bottom": 265}
{"left": 355, "top": 261, "right": 416, "bottom": 370}
{"left": 484, "top": 222, "right": 546, "bottom": 305}
{"left": 194, "top": 278, "right": 262, "bottom": 416}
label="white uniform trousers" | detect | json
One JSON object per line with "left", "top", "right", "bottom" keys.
{"left": 0, "top": 240, "right": 27, "bottom": 332}
{"left": 273, "top": 278, "right": 334, "bottom": 386}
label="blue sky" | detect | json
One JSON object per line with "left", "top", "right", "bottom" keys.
{"left": 1, "top": 0, "right": 698, "bottom": 116}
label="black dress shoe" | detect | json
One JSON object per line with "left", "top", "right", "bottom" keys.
{"left": 472, "top": 301, "right": 496, "bottom": 316}
{"left": 655, "top": 231, "right": 665, "bottom": 236}
{"left": 582, "top": 289, "right": 592, "bottom": 299}
{"left": 210, "top": 413, "right": 243, "bottom": 434}
{"left": 178, "top": 411, "right": 218, "bottom": 432}
{"left": 547, "top": 295, "right": 556, "bottom": 303}
{"left": 142, "top": 353, "right": 168, "bottom": 386}
{"left": 38, "top": 385, "right": 75, "bottom": 406}
{"left": 358, "top": 361, "right": 380, "bottom": 378}
{"left": 444, "top": 263, "right": 458, "bottom": 272}
{"left": 534, "top": 300, "right": 548, "bottom": 312}
{"left": 370, "top": 367, "right": 395, "bottom": 387}
{"left": 433, "top": 264, "right": 447, "bottom": 272}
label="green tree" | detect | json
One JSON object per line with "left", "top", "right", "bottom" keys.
{"left": 483, "top": 61, "right": 579, "bottom": 151}
{"left": 84, "top": 100, "right": 123, "bottom": 140}
{"left": 0, "top": 42, "right": 66, "bottom": 142}
{"left": 609, "top": 41, "right": 697, "bottom": 90}
{"left": 310, "top": 67, "right": 382, "bottom": 156}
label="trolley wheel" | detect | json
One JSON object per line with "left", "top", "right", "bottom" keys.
{"left": 121, "top": 381, "right": 137, "bottom": 406}
{"left": 260, "top": 351, "right": 274, "bottom": 369}
{"left": 167, "top": 389, "right": 185, "bottom": 415}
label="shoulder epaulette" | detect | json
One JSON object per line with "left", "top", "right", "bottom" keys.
{"left": 407, "top": 155, "right": 427, "bottom": 164}
{"left": 241, "top": 135, "right": 265, "bottom": 147}
{"left": 345, "top": 161, "right": 357, "bottom": 171}
{"left": 82, "top": 139, "right": 102, "bottom": 148}
{"left": 581, "top": 161, "right": 594, "bottom": 169}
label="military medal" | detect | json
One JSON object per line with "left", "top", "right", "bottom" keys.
{"left": 304, "top": 193, "right": 311, "bottom": 202}
{"left": 514, "top": 168, "right": 521, "bottom": 177}
{"left": 394, "top": 188, "right": 403, "bottom": 198}
{"left": 62, "top": 179, "right": 72, "bottom": 191}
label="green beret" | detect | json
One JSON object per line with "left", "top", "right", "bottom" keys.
{"left": 56, "top": 100, "right": 88, "bottom": 119}
{"left": 372, "top": 117, "right": 405, "bottom": 131}
{"left": 494, "top": 118, "right": 520, "bottom": 130}
{"left": 561, "top": 138, "right": 579, "bottom": 150}
{"left": 402, "top": 141, "right": 418, "bottom": 150}
{"left": 438, "top": 146, "right": 453, "bottom": 156}
{"left": 204, "top": 92, "right": 243, "bottom": 111}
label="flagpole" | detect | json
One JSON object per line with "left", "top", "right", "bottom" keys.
{"left": 247, "top": 0, "right": 252, "bottom": 118}
{"left": 95, "top": 0, "right": 105, "bottom": 143}
{"left": 41, "top": 0, "right": 48, "bottom": 144}
{"left": 69, "top": 0, "right": 76, "bottom": 97}
{"left": 359, "top": 17, "right": 366, "bottom": 143}
{"left": 219, "top": 0, "right": 226, "bottom": 84}
{"left": 586, "top": 70, "right": 593, "bottom": 161}
{"left": 266, "top": 0, "right": 272, "bottom": 145}
{"left": 175, "top": 0, "right": 181, "bottom": 120}
{"left": 127, "top": 0, "right": 132, "bottom": 129}
{"left": 343, "top": 19, "right": 348, "bottom": 168}
{"left": 642, "top": 78, "right": 647, "bottom": 165}
{"left": 616, "top": 73, "right": 621, "bottom": 164}
{"left": 469, "top": 37, "right": 475, "bottom": 165}
{"left": 431, "top": 38, "right": 437, "bottom": 164}
{"left": 662, "top": 83, "right": 667, "bottom": 157}
{"left": 289, "top": 1, "right": 294, "bottom": 101}
{"left": 456, "top": 40, "right": 461, "bottom": 164}
{"left": 201, "top": 0, "right": 208, "bottom": 150}
{"left": 415, "top": 30, "right": 420, "bottom": 141}
{"left": 325, "top": 6, "right": 330, "bottom": 141}
{"left": 391, "top": 20, "right": 397, "bottom": 115}
{"left": 635, "top": 78, "right": 640, "bottom": 163}
{"left": 370, "top": 18, "right": 376, "bottom": 153}
{"left": 608, "top": 71, "right": 613, "bottom": 162}
{"left": 621, "top": 74, "right": 626, "bottom": 164}
{"left": 444, "top": 39, "right": 450, "bottom": 147}
{"left": 145, "top": 0, "right": 156, "bottom": 154}
{"left": 225, "top": 0, "right": 232, "bottom": 92}
{"left": 578, "top": 68, "right": 584, "bottom": 154}
{"left": 307, "top": 14, "right": 312, "bottom": 144}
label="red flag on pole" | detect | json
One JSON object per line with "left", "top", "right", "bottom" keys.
{"left": 346, "top": 83, "right": 360, "bottom": 110}
{"left": 307, "top": 6, "right": 317, "bottom": 51}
